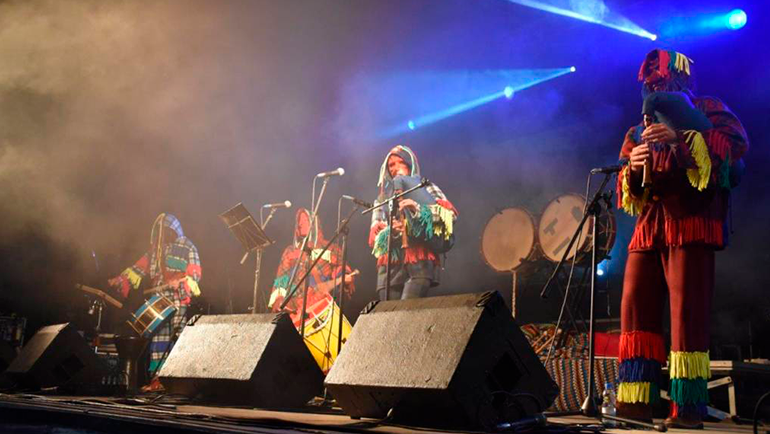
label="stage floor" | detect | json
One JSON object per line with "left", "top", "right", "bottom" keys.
{"left": 0, "top": 392, "right": 762, "bottom": 434}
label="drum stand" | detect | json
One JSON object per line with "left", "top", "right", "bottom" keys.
{"left": 361, "top": 178, "right": 430, "bottom": 301}
{"left": 539, "top": 172, "right": 666, "bottom": 432}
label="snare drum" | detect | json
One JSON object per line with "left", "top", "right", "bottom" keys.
{"left": 538, "top": 194, "right": 616, "bottom": 264}
{"left": 126, "top": 294, "right": 177, "bottom": 339}
{"left": 481, "top": 208, "right": 540, "bottom": 272}
{"left": 292, "top": 296, "right": 351, "bottom": 374}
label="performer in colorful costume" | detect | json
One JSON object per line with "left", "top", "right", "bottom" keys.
{"left": 369, "top": 145, "right": 458, "bottom": 300}
{"left": 616, "top": 49, "right": 748, "bottom": 428}
{"left": 109, "top": 213, "right": 202, "bottom": 391}
{"left": 268, "top": 208, "right": 356, "bottom": 321}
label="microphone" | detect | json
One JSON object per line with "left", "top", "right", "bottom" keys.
{"left": 262, "top": 200, "right": 292, "bottom": 209}
{"left": 342, "top": 195, "right": 373, "bottom": 208}
{"left": 590, "top": 165, "right": 623, "bottom": 174}
{"left": 316, "top": 167, "right": 345, "bottom": 178}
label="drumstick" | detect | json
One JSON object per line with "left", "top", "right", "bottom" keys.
{"left": 75, "top": 284, "right": 123, "bottom": 309}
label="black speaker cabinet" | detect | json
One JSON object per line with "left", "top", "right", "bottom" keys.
{"left": 158, "top": 313, "right": 323, "bottom": 408}
{"left": 325, "top": 291, "right": 559, "bottom": 429}
{"left": 5, "top": 323, "right": 107, "bottom": 389}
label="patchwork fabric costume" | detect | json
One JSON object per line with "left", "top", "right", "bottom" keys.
{"left": 616, "top": 49, "right": 748, "bottom": 422}
{"left": 368, "top": 145, "right": 458, "bottom": 300}
{"left": 111, "top": 213, "right": 202, "bottom": 375}
{"left": 268, "top": 208, "right": 355, "bottom": 323}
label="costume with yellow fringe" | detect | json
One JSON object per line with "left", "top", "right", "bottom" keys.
{"left": 615, "top": 49, "right": 748, "bottom": 420}
{"left": 368, "top": 145, "right": 458, "bottom": 299}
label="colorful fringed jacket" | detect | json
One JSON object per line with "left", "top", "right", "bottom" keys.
{"left": 368, "top": 145, "right": 458, "bottom": 267}
{"left": 617, "top": 96, "right": 748, "bottom": 251}
{"left": 269, "top": 209, "right": 355, "bottom": 320}
{"left": 112, "top": 214, "right": 202, "bottom": 306}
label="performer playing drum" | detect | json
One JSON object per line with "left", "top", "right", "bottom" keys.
{"left": 108, "top": 213, "right": 202, "bottom": 392}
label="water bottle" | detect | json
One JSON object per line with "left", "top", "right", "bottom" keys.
{"left": 601, "top": 382, "right": 618, "bottom": 427}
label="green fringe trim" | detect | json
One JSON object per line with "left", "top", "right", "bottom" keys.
{"left": 371, "top": 227, "right": 400, "bottom": 261}
{"left": 273, "top": 274, "right": 289, "bottom": 290}
{"left": 670, "top": 378, "right": 709, "bottom": 405}
{"left": 669, "top": 351, "right": 710, "bottom": 380}
{"left": 617, "top": 381, "right": 660, "bottom": 404}
{"left": 621, "top": 167, "right": 649, "bottom": 216}
{"left": 683, "top": 130, "right": 711, "bottom": 191}
{"left": 718, "top": 154, "right": 731, "bottom": 190}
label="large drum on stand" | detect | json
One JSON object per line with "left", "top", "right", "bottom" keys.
{"left": 480, "top": 208, "right": 541, "bottom": 318}
{"left": 538, "top": 194, "right": 616, "bottom": 265}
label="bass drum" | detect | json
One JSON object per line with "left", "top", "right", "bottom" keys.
{"left": 538, "top": 194, "right": 616, "bottom": 264}
{"left": 481, "top": 208, "right": 540, "bottom": 272}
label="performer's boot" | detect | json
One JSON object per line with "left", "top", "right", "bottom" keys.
{"left": 616, "top": 402, "right": 653, "bottom": 424}
{"left": 664, "top": 351, "right": 709, "bottom": 430}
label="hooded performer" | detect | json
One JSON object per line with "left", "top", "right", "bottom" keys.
{"left": 615, "top": 49, "right": 748, "bottom": 429}
{"left": 108, "top": 213, "right": 202, "bottom": 391}
{"left": 368, "top": 145, "right": 458, "bottom": 300}
{"left": 268, "top": 208, "right": 356, "bottom": 323}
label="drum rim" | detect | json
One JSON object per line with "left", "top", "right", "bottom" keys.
{"left": 537, "top": 193, "right": 617, "bottom": 264}
{"left": 480, "top": 207, "right": 539, "bottom": 273}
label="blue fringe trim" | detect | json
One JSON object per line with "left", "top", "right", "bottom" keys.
{"left": 618, "top": 358, "right": 662, "bottom": 384}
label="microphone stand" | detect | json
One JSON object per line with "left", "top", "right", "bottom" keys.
{"left": 335, "top": 198, "right": 355, "bottom": 357}
{"left": 281, "top": 176, "right": 331, "bottom": 338}
{"left": 248, "top": 206, "right": 278, "bottom": 314}
{"left": 538, "top": 171, "right": 666, "bottom": 432}
{"left": 361, "top": 178, "right": 429, "bottom": 301}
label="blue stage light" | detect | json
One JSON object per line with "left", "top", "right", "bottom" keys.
{"left": 501, "top": 0, "right": 656, "bottom": 40}
{"left": 597, "top": 268, "right": 605, "bottom": 277}
{"left": 726, "top": 9, "right": 747, "bottom": 30}
{"left": 407, "top": 120, "right": 416, "bottom": 130}
{"left": 570, "top": 66, "right": 576, "bottom": 72}
{"left": 504, "top": 86, "right": 514, "bottom": 99}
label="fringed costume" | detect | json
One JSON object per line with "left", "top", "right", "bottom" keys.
{"left": 111, "top": 213, "right": 202, "bottom": 376}
{"left": 368, "top": 145, "right": 458, "bottom": 300}
{"left": 268, "top": 208, "right": 355, "bottom": 323}
{"left": 616, "top": 49, "right": 748, "bottom": 426}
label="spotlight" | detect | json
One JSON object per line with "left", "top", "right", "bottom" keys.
{"left": 570, "top": 66, "right": 576, "bottom": 72}
{"left": 596, "top": 268, "right": 605, "bottom": 277}
{"left": 725, "top": 9, "right": 747, "bottom": 30}
{"left": 504, "top": 86, "right": 514, "bottom": 99}
{"left": 407, "top": 120, "right": 416, "bottom": 130}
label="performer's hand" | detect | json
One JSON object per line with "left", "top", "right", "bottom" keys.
{"left": 629, "top": 143, "right": 650, "bottom": 173}
{"left": 398, "top": 198, "right": 419, "bottom": 213}
{"left": 642, "top": 123, "right": 677, "bottom": 144}
{"left": 391, "top": 219, "right": 405, "bottom": 233}
{"left": 107, "top": 276, "right": 121, "bottom": 287}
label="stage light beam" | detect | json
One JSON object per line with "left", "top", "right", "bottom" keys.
{"left": 726, "top": 9, "right": 747, "bottom": 30}
{"left": 504, "top": 86, "right": 514, "bottom": 99}
{"left": 501, "top": 0, "right": 656, "bottom": 40}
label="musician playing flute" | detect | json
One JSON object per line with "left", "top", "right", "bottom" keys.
{"left": 108, "top": 213, "right": 202, "bottom": 392}
{"left": 616, "top": 49, "right": 748, "bottom": 429}
{"left": 369, "top": 145, "right": 458, "bottom": 301}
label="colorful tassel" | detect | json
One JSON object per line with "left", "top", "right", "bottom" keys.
{"left": 670, "top": 378, "right": 709, "bottom": 405}
{"left": 618, "top": 358, "right": 662, "bottom": 384}
{"left": 121, "top": 268, "right": 143, "bottom": 290}
{"left": 682, "top": 130, "right": 711, "bottom": 191}
{"left": 372, "top": 227, "right": 391, "bottom": 258}
{"left": 664, "top": 217, "right": 723, "bottom": 247}
{"left": 618, "top": 382, "right": 659, "bottom": 404}
{"left": 669, "top": 351, "right": 710, "bottom": 380}
{"left": 620, "top": 167, "right": 649, "bottom": 216}
{"left": 669, "top": 402, "right": 708, "bottom": 419}
{"left": 184, "top": 276, "right": 200, "bottom": 297}
{"left": 619, "top": 331, "right": 667, "bottom": 364}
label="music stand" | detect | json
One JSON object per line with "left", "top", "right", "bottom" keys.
{"left": 219, "top": 203, "right": 274, "bottom": 313}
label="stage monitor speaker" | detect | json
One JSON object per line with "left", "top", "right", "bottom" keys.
{"left": 325, "top": 291, "right": 559, "bottom": 430}
{"left": 5, "top": 323, "right": 107, "bottom": 389}
{"left": 158, "top": 313, "right": 323, "bottom": 408}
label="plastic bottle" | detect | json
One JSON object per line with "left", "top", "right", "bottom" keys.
{"left": 601, "top": 381, "right": 618, "bottom": 427}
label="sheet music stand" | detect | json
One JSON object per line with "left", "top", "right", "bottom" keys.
{"left": 219, "top": 203, "right": 273, "bottom": 313}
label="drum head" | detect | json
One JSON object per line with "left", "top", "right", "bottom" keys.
{"left": 538, "top": 194, "right": 590, "bottom": 263}
{"left": 481, "top": 208, "right": 536, "bottom": 272}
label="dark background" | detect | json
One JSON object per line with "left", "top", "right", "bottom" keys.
{"left": 1, "top": 0, "right": 768, "bottom": 357}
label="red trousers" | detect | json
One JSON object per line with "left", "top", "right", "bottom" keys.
{"left": 621, "top": 245, "right": 714, "bottom": 353}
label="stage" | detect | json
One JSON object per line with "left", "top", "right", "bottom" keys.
{"left": 0, "top": 392, "right": 760, "bottom": 434}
